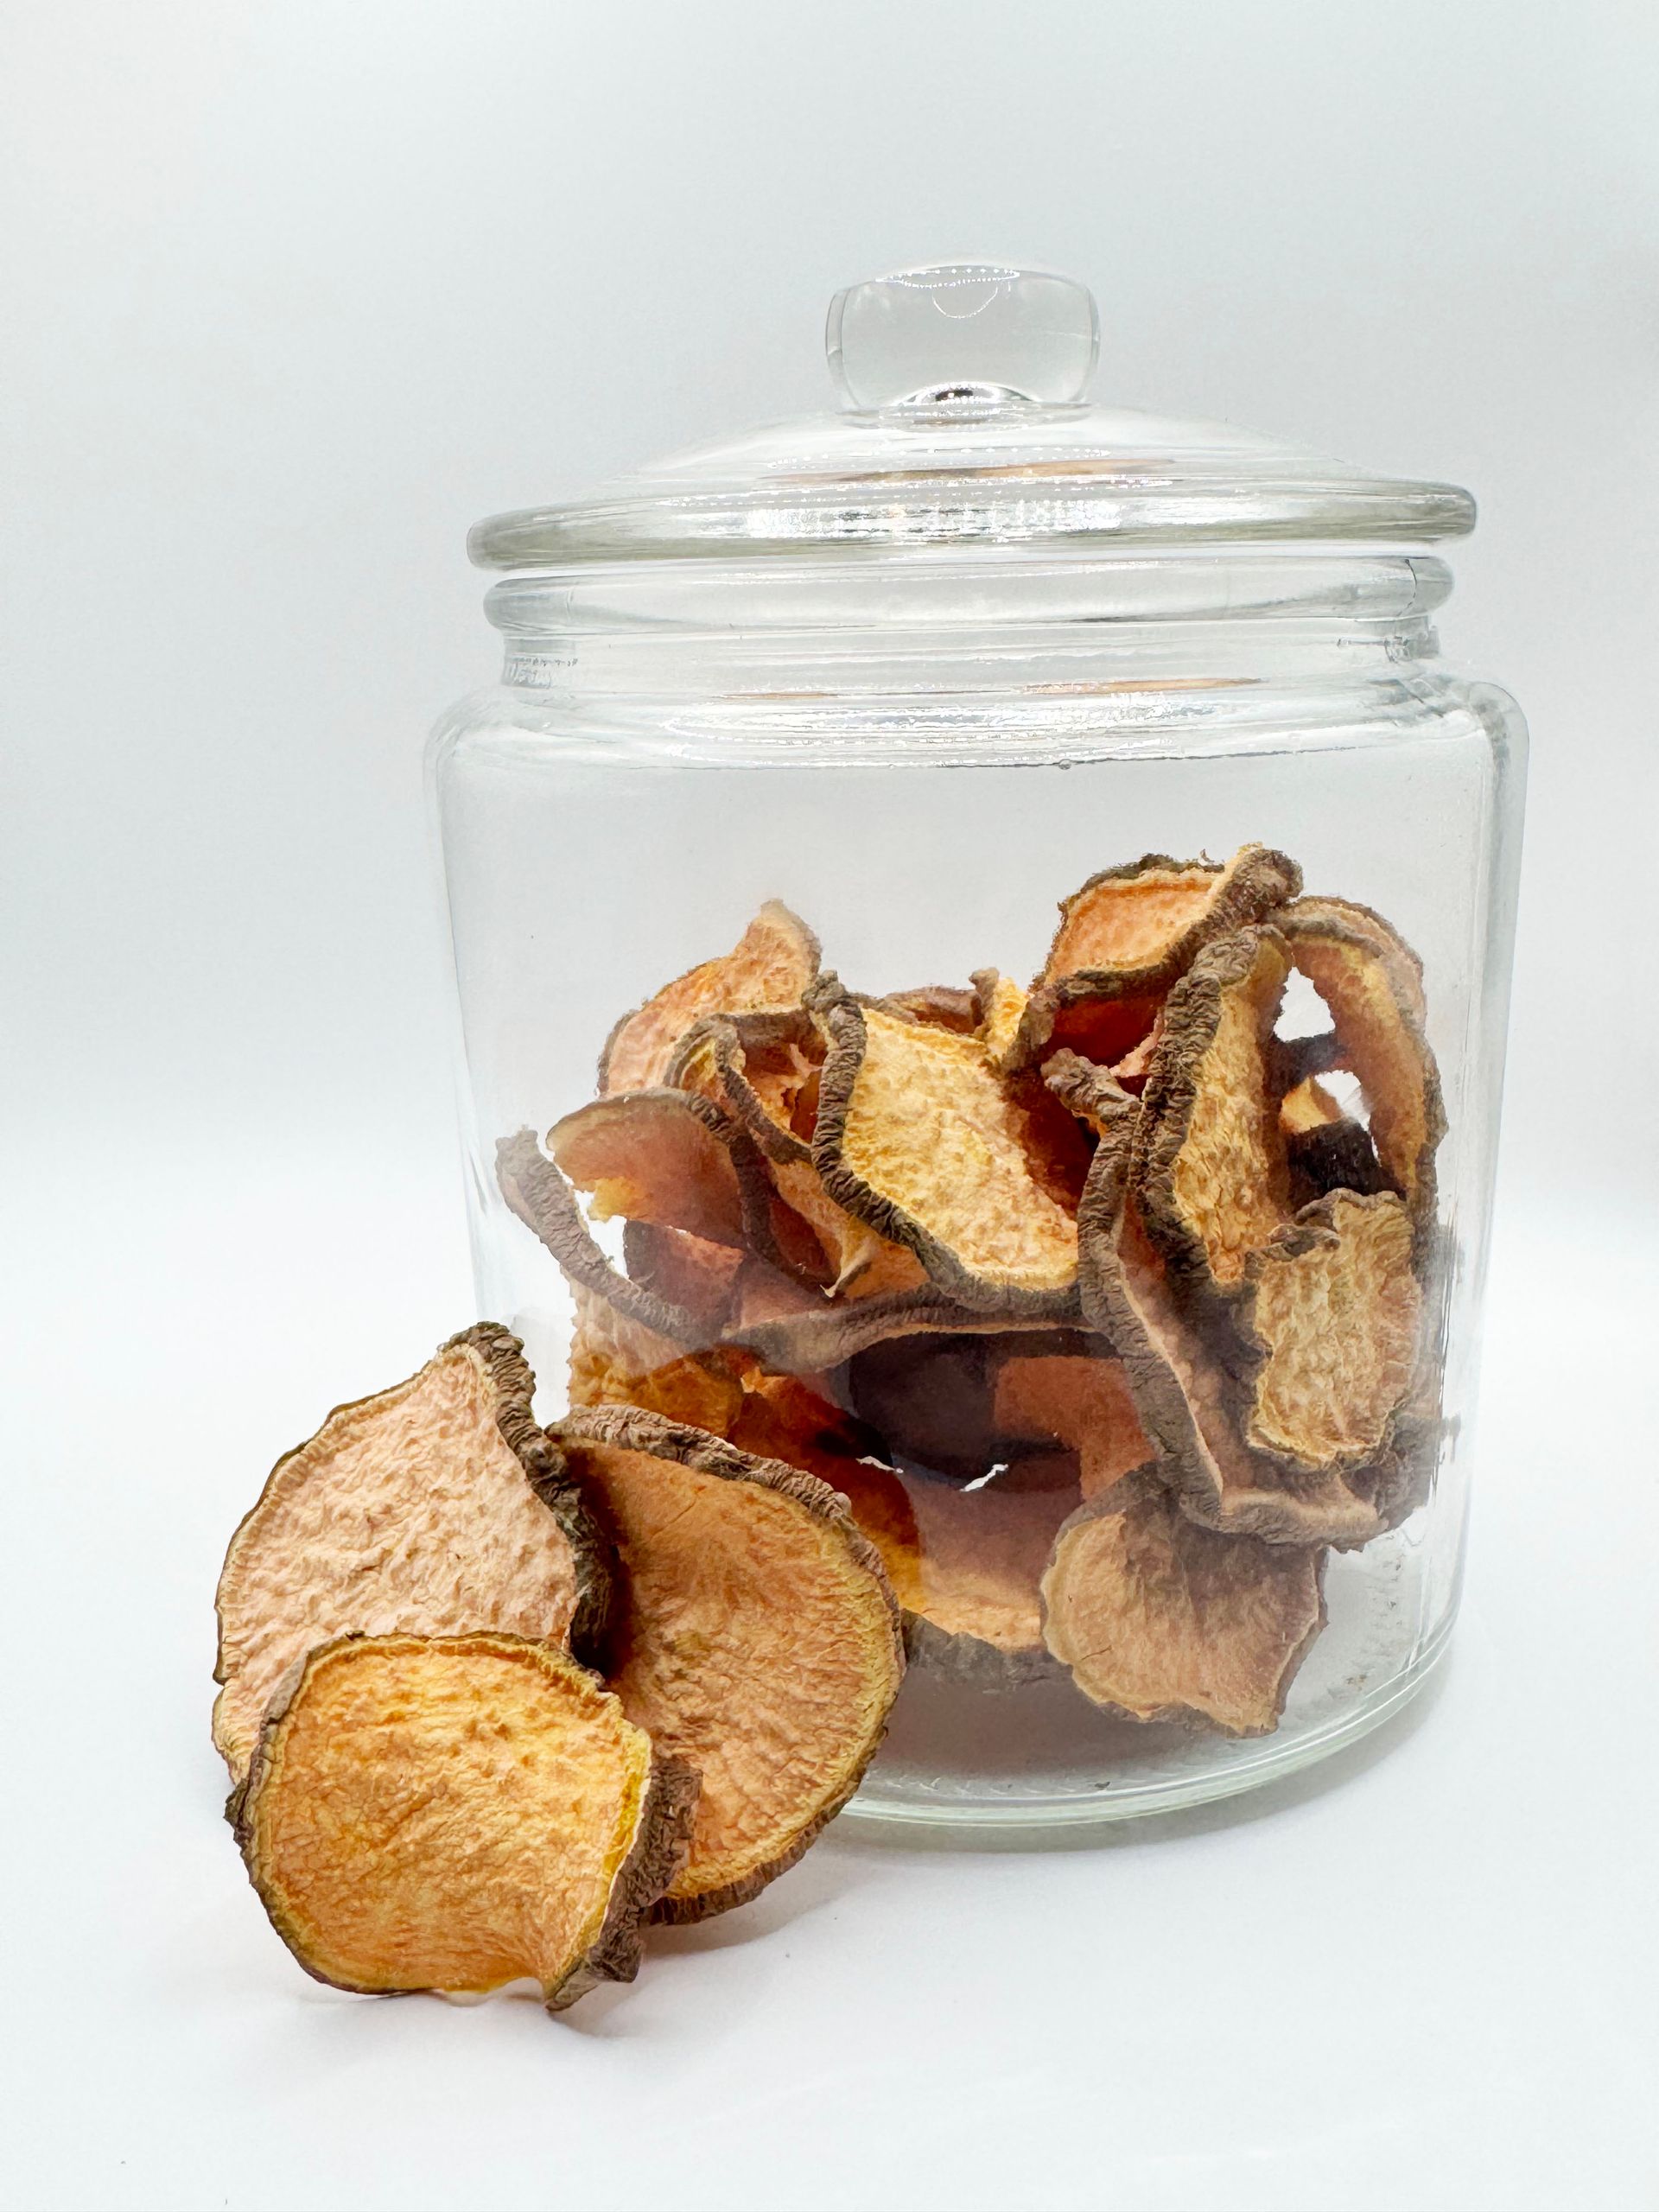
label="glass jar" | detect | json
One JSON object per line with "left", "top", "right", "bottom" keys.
{"left": 429, "top": 263, "right": 1526, "bottom": 1829}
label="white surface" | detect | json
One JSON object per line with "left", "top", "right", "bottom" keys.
{"left": 4, "top": 1154, "right": 1656, "bottom": 2212}
{"left": 5, "top": 3, "right": 1657, "bottom": 2206}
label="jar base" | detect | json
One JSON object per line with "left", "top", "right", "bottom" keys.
{"left": 846, "top": 1547, "right": 1453, "bottom": 1834}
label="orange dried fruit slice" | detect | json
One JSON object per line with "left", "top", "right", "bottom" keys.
{"left": 233, "top": 1632, "right": 697, "bottom": 2011}
{"left": 555, "top": 1406, "right": 905, "bottom": 1920}
{"left": 992, "top": 1350, "right": 1153, "bottom": 1499}
{"left": 599, "top": 900, "right": 821, "bottom": 1095}
{"left": 810, "top": 982, "right": 1080, "bottom": 1317}
{"left": 212, "top": 1326, "right": 610, "bottom": 1783}
{"left": 547, "top": 1089, "right": 774, "bottom": 1252}
{"left": 1040, "top": 1472, "right": 1325, "bottom": 1734}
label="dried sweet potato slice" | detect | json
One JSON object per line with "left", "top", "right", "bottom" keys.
{"left": 599, "top": 900, "right": 821, "bottom": 1095}
{"left": 1069, "top": 1066, "right": 1405, "bottom": 1547}
{"left": 970, "top": 968, "right": 1030, "bottom": 1068}
{"left": 992, "top": 1351, "right": 1153, "bottom": 1499}
{"left": 621, "top": 1222, "right": 747, "bottom": 1329}
{"left": 883, "top": 983, "right": 980, "bottom": 1033}
{"left": 548, "top": 1089, "right": 776, "bottom": 1253}
{"left": 665, "top": 1012, "right": 821, "bottom": 1167}
{"left": 234, "top": 1633, "right": 697, "bottom": 2011}
{"left": 1009, "top": 844, "right": 1301, "bottom": 1071}
{"left": 499, "top": 1128, "right": 710, "bottom": 1344}
{"left": 899, "top": 1473, "right": 1077, "bottom": 1686}
{"left": 810, "top": 984, "right": 1080, "bottom": 1317}
{"left": 1040, "top": 1472, "right": 1325, "bottom": 1734}
{"left": 554, "top": 1406, "right": 904, "bottom": 1920}
{"left": 1281, "top": 900, "right": 1443, "bottom": 1226}
{"left": 1131, "top": 925, "right": 1294, "bottom": 1303}
{"left": 213, "top": 1326, "right": 610, "bottom": 1783}
{"left": 1235, "top": 1191, "right": 1422, "bottom": 1471}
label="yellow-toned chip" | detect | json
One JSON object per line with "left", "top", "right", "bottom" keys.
{"left": 555, "top": 1406, "right": 905, "bottom": 1921}
{"left": 1009, "top": 844, "right": 1301, "bottom": 1071}
{"left": 1281, "top": 899, "right": 1443, "bottom": 1227}
{"left": 1131, "top": 925, "right": 1293, "bottom": 1302}
{"left": 1040, "top": 1472, "right": 1325, "bottom": 1734}
{"left": 599, "top": 900, "right": 821, "bottom": 1095}
{"left": 970, "top": 968, "right": 1030, "bottom": 1068}
{"left": 1236, "top": 1191, "right": 1422, "bottom": 1471}
{"left": 213, "top": 1326, "right": 610, "bottom": 1783}
{"left": 810, "top": 983, "right": 1081, "bottom": 1317}
{"left": 1069, "top": 1066, "right": 1414, "bottom": 1548}
{"left": 234, "top": 1633, "right": 697, "bottom": 2012}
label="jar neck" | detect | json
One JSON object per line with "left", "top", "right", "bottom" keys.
{"left": 484, "top": 548, "right": 1451, "bottom": 700}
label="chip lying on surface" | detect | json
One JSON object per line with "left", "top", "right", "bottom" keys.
{"left": 1040, "top": 1471, "right": 1325, "bottom": 1734}
{"left": 234, "top": 1633, "right": 697, "bottom": 2011}
{"left": 600, "top": 900, "right": 822, "bottom": 1095}
{"left": 553, "top": 1405, "right": 905, "bottom": 1921}
{"left": 810, "top": 983, "right": 1081, "bottom": 1316}
{"left": 212, "top": 1325, "right": 609, "bottom": 1783}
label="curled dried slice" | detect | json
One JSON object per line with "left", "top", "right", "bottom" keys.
{"left": 548, "top": 1090, "right": 773, "bottom": 1252}
{"left": 499, "top": 1128, "right": 714, "bottom": 1345}
{"left": 1281, "top": 899, "right": 1443, "bottom": 1227}
{"left": 970, "top": 968, "right": 1030, "bottom": 1067}
{"left": 810, "top": 984, "right": 1080, "bottom": 1317}
{"left": 725, "top": 1267, "right": 1046, "bottom": 1376}
{"left": 1131, "top": 925, "right": 1293, "bottom": 1304}
{"left": 1236, "top": 1191, "right": 1422, "bottom": 1471}
{"left": 554, "top": 1406, "right": 905, "bottom": 1920}
{"left": 621, "top": 1223, "right": 747, "bottom": 1330}
{"left": 1071, "top": 1067, "right": 1405, "bottom": 1547}
{"left": 666, "top": 1012, "right": 820, "bottom": 1167}
{"left": 213, "top": 1325, "right": 609, "bottom": 1783}
{"left": 599, "top": 900, "right": 821, "bottom": 1095}
{"left": 882, "top": 983, "right": 980, "bottom": 1033}
{"left": 899, "top": 1474, "right": 1077, "bottom": 1687}
{"left": 234, "top": 1633, "right": 697, "bottom": 2012}
{"left": 992, "top": 1351, "right": 1153, "bottom": 1499}
{"left": 1040, "top": 1472, "right": 1325, "bottom": 1734}
{"left": 1010, "top": 844, "right": 1301, "bottom": 1071}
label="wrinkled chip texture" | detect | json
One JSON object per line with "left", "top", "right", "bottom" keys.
{"left": 556, "top": 1406, "right": 904, "bottom": 1920}
{"left": 601, "top": 901, "right": 820, "bottom": 1095}
{"left": 812, "top": 991, "right": 1079, "bottom": 1312}
{"left": 1241, "top": 1192, "right": 1421, "bottom": 1469}
{"left": 213, "top": 1326, "right": 605, "bottom": 1783}
{"left": 237, "top": 1633, "right": 695, "bottom": 2009}
{"left": 1041, "top": 1472, "right": 1325, "bottom": 1734}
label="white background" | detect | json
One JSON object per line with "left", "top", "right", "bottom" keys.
{"left": 4, "top": 4, "right": 1656, "bottom": 2208}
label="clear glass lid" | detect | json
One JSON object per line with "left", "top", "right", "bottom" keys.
{"left": 469, "top": 263, "right": 1474, "bottom": 570}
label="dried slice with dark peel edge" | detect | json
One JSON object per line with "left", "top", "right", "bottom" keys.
{"left": 1235, "top": 1191, "right": 1422, "bottom": 1471}
{"left": 665, "top": 1014, "right": 820, "bottom": 1167}
{"left": 725, "top": 1267, "right": 1053, "bottom": 1376}
{"left": 970, "top": 969, "right": 1030, "bottom": 1067}
{"left": 992, "top": 1351, "right": 1154, "bottom": 1500}
{"left": 882, "top": 984, "right": 980, "bottom": 1033}
{"left": 1131, "top": 925, "right": 1293, "bottom": 1305}
{"left": 899, "top": 1473, "right": 1077, "bottom": 1688}
{"left": 1040, "top": 1472, "right": 1325, "bottom": 1734}
{"left": 810, "top": 983, "right": 1080, "bottom": 1318}
{"left": 1068, "top": 1065, "right": 1404, "bottom": 1547}
{"left": 1280, "top": 900, "right": 1443, "bottom": 1229}
{"left": 599, "top": 900, "right": 821, "bottom": 1095}
{"left": 548, "top": 1090, "right": 777, "bottom": 1255}
{"left": 212, "top": 1325, "right": 610, "bottom": 1783}
{"left": 622, "top": 1222, "right": 747, "bottom": 1331}
{"left": 552, "top": 1406, "right": 905, "bottom": 1921}
{"left": 498, "top": 1128, "right": 709, "bottom": 1344}
{"left": 234, "top": 1633, "right": 698, "bottom": 2012}
{"left": 1008, "top": 844, "right": 1302, "bottom": 1072}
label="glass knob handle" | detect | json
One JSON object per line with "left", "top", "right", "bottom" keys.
{"left": 825, "top": 262, "right": 1099, "bottom": 413}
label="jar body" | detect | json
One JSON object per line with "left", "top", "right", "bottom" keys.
{"left": 429, "top": 627, "right": 1525, "bottom": 1827}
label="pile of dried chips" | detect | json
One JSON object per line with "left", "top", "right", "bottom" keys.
{"left": 216, "top": 845, "right": 1445, "bottom": 2015}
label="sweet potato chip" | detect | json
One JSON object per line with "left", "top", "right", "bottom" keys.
{"left": 1070, "top": 1070, "right": 1406, "bottom": 1547}
{"left": 899, "top": 1472, "right": 1077, "bottom": 1686}
{"left": 810, "top": 984, "right": 1080, "bottom": 1317}
{"left": 1040, "top": 1472, "right": 1325, "bottom": 1734}
{"left": 1235, "top": 1191, "right": 1422, "bottom": 1471}
{"left": 1281, "top": 899, "right": 1443, "bottom": 1227}
{"left": 665, "top": 1013, "right": 820, "bottom": 1167}
{"left": 970, "top": 968, "right": 1030, "bottom": 1067}
{"left": 1008, "top": 844, "right": 1301, "bottom": 1071}
{"left": 883, "top": 983, "right": 980, "bottom": 1033}
{"left": 554, "top": 1407, "right": 904, "bottom": 1920}
{"left": 1132, "top": 925, "right": 1293, "bottom": 1302}
{"left": 621, "top": 1222, "right": 747, "bottom": 1329}
{"left": 567, "top": 1284, "right": 697, "bottom": 1410}
{"left": 213, "top": 1326, "right": 610, "bottom": 1783}
{"left": 234, "top": 1633, "right": 697, "bottom": 2011}
{"left": 599, "top": 900, "right": 821, "bottom": 1095}
{"left": 548, "top": 1089, "right": 775, "bottom": 1253}
{"left": 992, "top": 1351, "right": 1153, "bottom": 1498}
